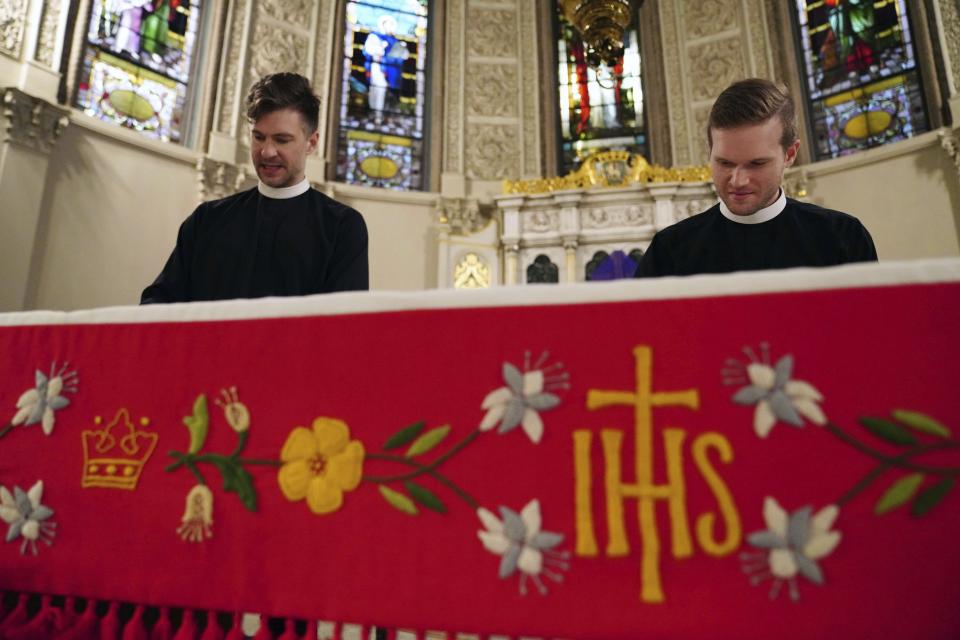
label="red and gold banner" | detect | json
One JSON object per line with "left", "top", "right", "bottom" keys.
{"left": 1, "top": 263, "right": 959, "bottom": 639}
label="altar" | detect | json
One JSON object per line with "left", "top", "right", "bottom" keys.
{"left": 1, "top": 260, "right": 959, "bottom": 639}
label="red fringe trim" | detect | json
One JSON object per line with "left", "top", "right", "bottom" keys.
{"left": 0, "top": 592, "right": 478, "bottom": 640}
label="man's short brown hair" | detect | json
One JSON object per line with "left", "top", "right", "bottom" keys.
{"left": 707, "top": 78, "right": 798, "bottom": 150}
{"left": 245, "top": 72, "right": 320, "bottom": 134}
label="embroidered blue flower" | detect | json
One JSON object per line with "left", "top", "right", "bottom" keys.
{"left": 0, "top": 480, "right": 57, "bottom": 555}
{"left": 724, "top": 347, "right": 825, "bottom": 438}
{"left": 479, "top": 354, "right": 568, "bottom": 443}
{"left": 741, "top": 497, "right": 841, "bottom": 601}
{"left": 477, "top": 498, "right": 570, "bottom": 595}
{"left": 11, "top": 363, "right": 79, "bottom": 435}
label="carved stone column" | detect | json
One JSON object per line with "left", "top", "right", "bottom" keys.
{"left": 940, "top": 128, "right": 960, "bottom": 184}
{"left": 931, "top": 0, "right": 960, "bottom": 123}
{"left": 442, "top": 0, "right": 542, "bottom": 201}
{"left": 659, "top": 0, "right": 777, "bottom": 165}
{"left": 0, "top": 87, "right": 69, "bottom": 310}
{"left": 196, "top": 157, "right": 247, "bottom": 203}
{"left": 208, "top": 0, "right": 332, "bottom": 181}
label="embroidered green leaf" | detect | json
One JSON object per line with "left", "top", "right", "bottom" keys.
{"left": 379, "top": 485, "right": 418, "bottom": 516}
{"left": 211, "top": 458, "right": 257, "bottom": 512}
{"left": 892, "top": 410, "right": 952, "bottom": 438}
{"left": 859, "top": 417, "right": 916, "bottom": 446}
{"left": 875, "top": 473, "right": 925, "bottom": 515}
{"left": 404, "top": 480, "right": 447, "bottom": 514}
{"left": 911, "top": 477, "right": 955, "bottom": 517}
{"left": 383, "top": 421, "right": 425, "bottom": 450}
{"left": 183, "top": 394, "right": 209, "bottom": 454}
{"left": 406, "top": 425, "right": 451, "bottom": 458}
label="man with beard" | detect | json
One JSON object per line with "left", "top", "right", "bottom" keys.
{"left": 141, "top": 73, "right": 368, "bottom": 303}
{"left": 634, "top": 78, "right": 876, "bottom": 277}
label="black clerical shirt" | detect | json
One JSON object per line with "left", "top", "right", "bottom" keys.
{"left": 635, "top": 197, "right": 877, "bottom": 277}
{"left": 141, "top": 185, "right": 368, "bottom": 303}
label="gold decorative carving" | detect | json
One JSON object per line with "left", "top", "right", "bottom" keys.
{"left": 659, "top": 0, "right": 691, "bottom": 165}
{"left": 197, "top": 157, "right": 247, "bottom": 202}
{"left": 503, "top": 150, "right": 710, "bottom": 194}
{"left": 260, "top": 0, "right": 312, "bottom": 25}
{"left": 682, "top": 0, "right": 736, "bottom": 39}
{"left": 1, "top": 88, "right": 70, "bottom": 154}
{"left": 466, "top": 63, "right": 517, "bottom": 117}
{"left": 35, "top": 0, "right": 63, "bottom": 67}
{"left": 453, "top": 253, "right": 491, "bottom": 289}
{"left": 444, "top": 0, "right": 464, "bottom": 173}
{"left": 783, "top": 168, "right": 810, "bottom": 201}
{"left": 466, "top": 8, "right": 517, "bottom": 58}
{"left": 0, "top": 0, "right": 27, "bottom": 58}
{"left": 466, "top": 123, "right": 520, "bottom": 180}
{"left": 688, "top": 37, "right": 745, "bottom": 102}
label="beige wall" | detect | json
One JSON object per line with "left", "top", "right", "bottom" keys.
{"left": 803, "top": 133, "right": 960, "bottom": 260}
{"left": 26, "top": 117, "right": 440, "bottom": 311}
{"left": 30, "top": 120, "right": 199, "bottom": 310}
{"left": 334, "top": 187, "right": 439, "bottom": 291}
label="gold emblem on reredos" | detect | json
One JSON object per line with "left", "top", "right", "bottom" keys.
{"left": 81, "top": 409, "right": 158, "bottom": 490}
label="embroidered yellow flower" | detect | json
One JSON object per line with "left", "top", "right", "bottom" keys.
{"left": 278, "top": 417, "right": 365, "bottom": 515}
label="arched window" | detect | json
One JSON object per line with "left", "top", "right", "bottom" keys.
{"left": 335, "top": 0, "right": 429, "bottom": 191}
{"left": 555, "top": 3, "right": 646, "bottom": 175}
{"left": 75, "top": 0, "right": 204, "bottom": 144}
{"left": 792, "top": 0, "right": 930, "bottom": 160}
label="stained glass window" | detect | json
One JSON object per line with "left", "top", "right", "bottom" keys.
{"left": 336, "top": 0, "right": 429, "bottom": 191}
{"left": 793, "top": 0, "right": 929, "bottom": 159}
{"left": 556, "top": 4, "right": 646, "bottom": 175}
{"left": 585, "top": 249, "right": 642, "bottom": 281}
{"left": 527, "top": 255, "right": 559, "bottom": 284}
{"left": 75, "top": 0, "right": 203, "bottom": 143}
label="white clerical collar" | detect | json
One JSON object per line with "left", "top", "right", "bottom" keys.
{"left": 257, "top": 178, "right": 310, "bottom": 199}
{"left": 719, "top": 189, "right": 786, "bottom": 225}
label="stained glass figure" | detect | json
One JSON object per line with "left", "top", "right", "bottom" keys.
{"left": 76, "top": 0, "right": 203, "bottom": 143}
{"left": 794, "top": 0, "right": 929, "bottom": 159}
{"left": 527, "top": 255, "right": 559, "bottom": 284}
{"left": 585, "top": 249, "right": 639, "bottom": 281}
{"left": 556, "top": 3, "right": 646, "bottom": 174}
{"left": 336, "top": 0, "right": 429, "bottom": 190}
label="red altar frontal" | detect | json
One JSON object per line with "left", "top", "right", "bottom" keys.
{"left": 0, "top": 260, "right": 958, "bottom": 640}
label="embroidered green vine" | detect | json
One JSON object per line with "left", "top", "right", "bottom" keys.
{"left": 165, "top": 391, "right": 277, "bottom": 512}
{"left": 830, "top": 409, "right": 959, "bottom": 516}
{"left": 364, "top": 421, "right": 481, "bottom": 514}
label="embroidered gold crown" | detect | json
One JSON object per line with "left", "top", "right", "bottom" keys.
{"left": 81, "top": 408, "right": 158, "bottom": 490}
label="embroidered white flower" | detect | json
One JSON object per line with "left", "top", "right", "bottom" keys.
{"left": 724, "top": 345, "right": 825, "bottom": 438}
{"left": 177, "top": 484, "right": 214, "bottom": 542}
{"left": 476, "top": 498, "right": 569, "bottom": 595}
{"left": 10, "top": 363, "right": 79, "bottom": 435}
{"left": 741, "top": 496, "right": 841, "bottom": 601}
{"left": 0, "top": 480, "right": 57, "bottom": 555}
{"left": 479, "top": 353, "right": 568, "bottom": 444}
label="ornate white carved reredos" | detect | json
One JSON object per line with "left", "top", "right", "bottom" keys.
{"left": 495, "top": 178, "right": 715, "bottom": 285}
